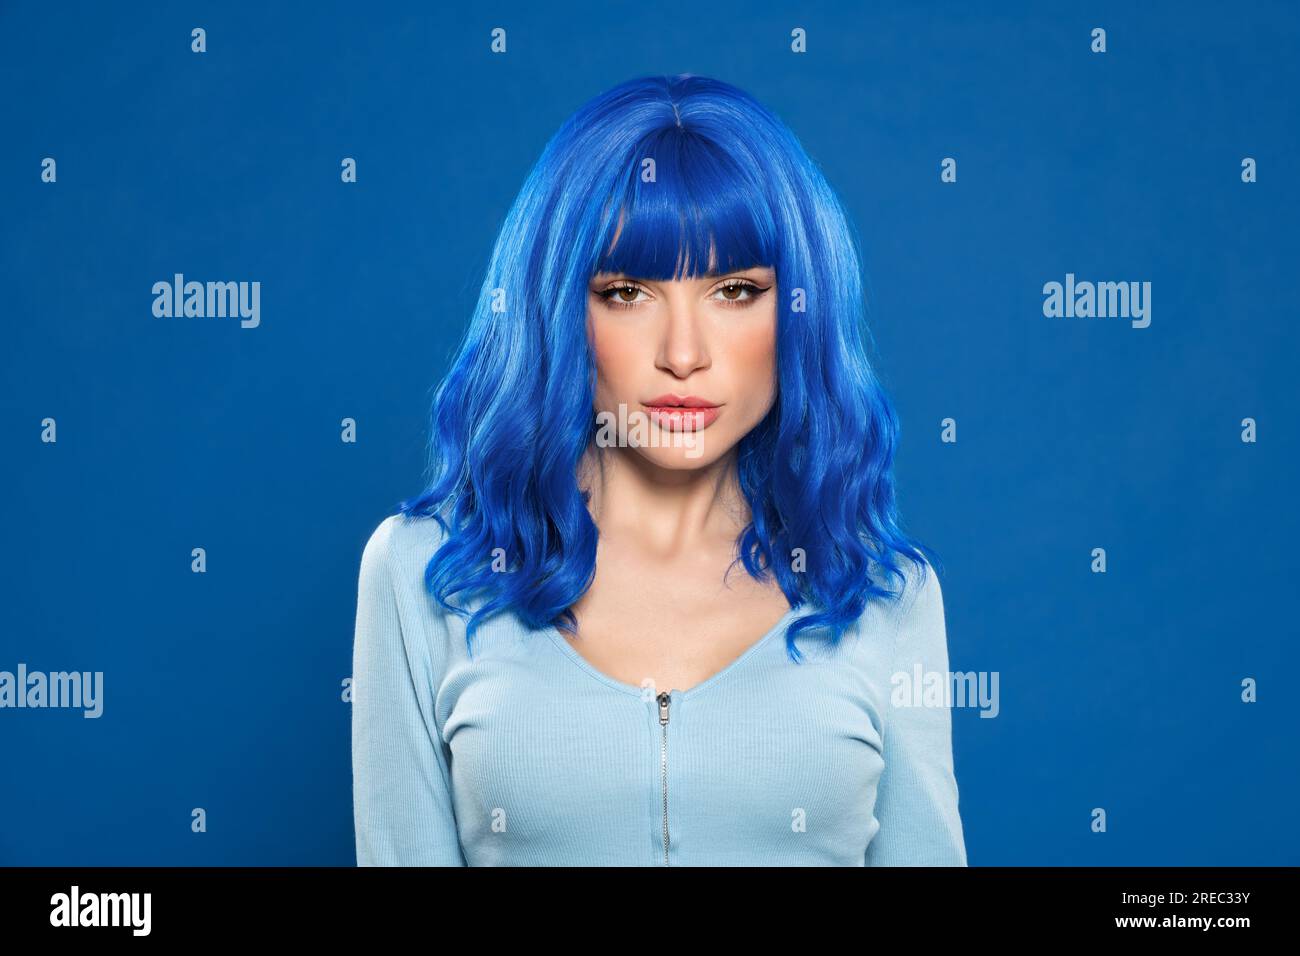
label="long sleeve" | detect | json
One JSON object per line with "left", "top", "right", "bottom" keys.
{"left": 351, "top": 515, "right": 467, "bottom": 866}
{"left": 864, "top": 562, "right": 968, "bottom": 866}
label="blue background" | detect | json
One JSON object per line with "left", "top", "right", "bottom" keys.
{"left": 1, "top": 1, "right": 1296, "bottom": 865}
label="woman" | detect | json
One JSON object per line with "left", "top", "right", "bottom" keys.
{"left": 351, "top": 73, "right": 967, "bottom": 866}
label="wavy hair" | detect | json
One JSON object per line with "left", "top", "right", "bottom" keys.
{"left": 398, "top": 73, "right": 939, "bottom": 660}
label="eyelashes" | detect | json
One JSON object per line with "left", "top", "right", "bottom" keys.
{"left": 594, "top": 279, "right": 772, "bottom": 311}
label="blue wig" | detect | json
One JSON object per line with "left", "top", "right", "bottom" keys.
{"left": 398, "top": 73, "right": 939, "bottom": 660}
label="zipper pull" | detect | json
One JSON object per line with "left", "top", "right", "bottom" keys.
{"left": 657, "top": 691, "right": 671, "bottom": 725}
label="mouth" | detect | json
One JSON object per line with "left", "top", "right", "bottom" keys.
{"left": 642, "top": 394, "right": 722, "bottom": 431}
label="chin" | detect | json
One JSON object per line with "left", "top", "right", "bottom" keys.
{"left": 632, "top": 440, "right": 732, "bottom": 471}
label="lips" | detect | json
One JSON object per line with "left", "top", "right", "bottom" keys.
{"left": 644, "top": 394, "right": 718, "bottom": 409}
{"left": 642, "top": 394, "right": 721, "bottom": 431}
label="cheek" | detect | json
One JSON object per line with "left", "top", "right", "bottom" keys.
{"left": 727, "top": 318, "right": 778, "bottom": 406}
{"left": 588, "top": 316, "right": 640, "bottom": 401}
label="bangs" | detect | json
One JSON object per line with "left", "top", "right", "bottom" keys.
{"left": 592, "top": 128, "right": 778, "bottom": 280}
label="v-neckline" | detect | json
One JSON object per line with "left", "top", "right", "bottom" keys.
{"left": 543, "top": 603, "right": 806, "bottom": 700}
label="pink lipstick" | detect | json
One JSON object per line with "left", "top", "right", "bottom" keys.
{"left": 642, "top": 394, "right": 721, "bottom": 431}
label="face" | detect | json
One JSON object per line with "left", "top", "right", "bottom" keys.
{"left": 586, "top": 265, "right": 778, "bottom": 470}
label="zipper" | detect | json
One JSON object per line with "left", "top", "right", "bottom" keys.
{"left": 657, "top": 691, "right": 671, "bottom": 865}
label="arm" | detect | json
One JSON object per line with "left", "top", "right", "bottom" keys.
{"left": 351, "top": 515, "right": 467, "bottom": 866}
{"left": 865, "top": 562, "right": 968, "bottom": 866}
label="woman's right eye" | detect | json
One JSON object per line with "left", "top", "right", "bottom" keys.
{"left": 597, "top": 284, "right": 650, "bottom": 308}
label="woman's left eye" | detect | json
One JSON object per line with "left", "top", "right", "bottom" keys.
{"left": 712, "top": 280, "right": 766, "bottom": 305}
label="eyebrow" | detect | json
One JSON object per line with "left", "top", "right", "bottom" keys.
{"left": 591, "top": 267, "right": 775, "bottom": 280}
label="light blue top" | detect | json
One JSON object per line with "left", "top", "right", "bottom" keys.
{"left": 350, "top": 512, "right": 968, "bottom": 866}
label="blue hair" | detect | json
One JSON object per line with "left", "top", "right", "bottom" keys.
{"left": 398, "top": 73, "right": 940, "bottom": 661}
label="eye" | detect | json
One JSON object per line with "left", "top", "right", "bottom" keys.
{"left": 711, "top": 279, "right": 770, "bottom": 307}
{"left": 595, "top": 282, "right": 651, "bottom": 309}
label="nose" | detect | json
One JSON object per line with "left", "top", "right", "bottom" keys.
{"left": 655, "top": 288, "right": 711, "bottom": 378}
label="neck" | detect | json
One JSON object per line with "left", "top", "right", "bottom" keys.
{"left": 578, "top": 444, "right": 749, "bottom": 558}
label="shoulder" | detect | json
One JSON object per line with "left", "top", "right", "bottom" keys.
{"left": 891, "top": 556, "right": 944, "bottom": 622}
{"left": 358, "top": 512, "right": 450, "bottom": 594}
{"left": 362, "top": 511, "right": 449, "bottom": 560}
{"left": 853, "top": 554, "right": 945, "bottom": 653}
{"left": 354, "top": 512, "right": 461, "bottom": 667}
{"left": 879, "top": 555, "right": 948, "bottom": 665}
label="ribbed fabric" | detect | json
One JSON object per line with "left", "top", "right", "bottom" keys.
{"left": 351, "top": 512, "right": 967, "bottom": 866}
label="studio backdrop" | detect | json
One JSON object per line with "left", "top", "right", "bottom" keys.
{"left": 1, "top": 1, "right": 1296, "bottom": 865}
